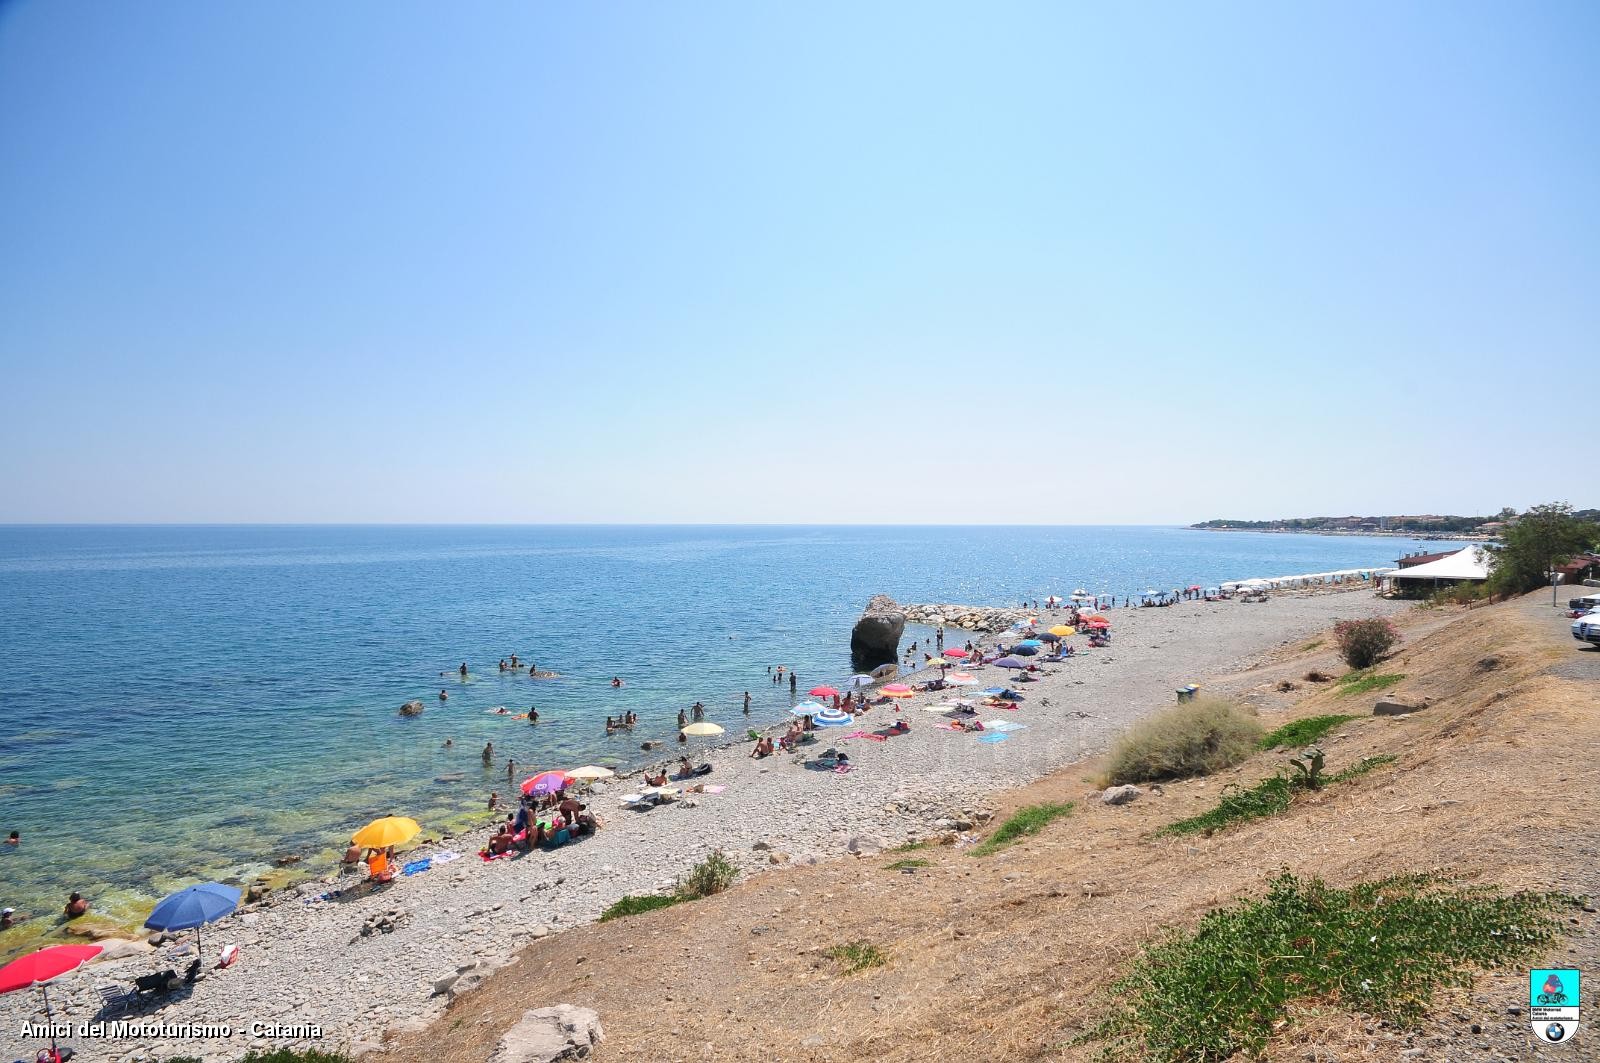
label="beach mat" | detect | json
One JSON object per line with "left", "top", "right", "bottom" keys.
{"left": 976, "top": 733, "right": 1010, "bottom": 743}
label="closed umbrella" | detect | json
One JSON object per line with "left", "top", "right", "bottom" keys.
{"left": 145, "top": 882, "right": 241, "bottom": 957}
{"left": 352, "top": 816, "right": 421, "bottom": 849}
{"left": 0, "top": 944, "right": 102, "bottom": 1056}
{"left": 681, "top": 722, "right": 724, "bottom": 737}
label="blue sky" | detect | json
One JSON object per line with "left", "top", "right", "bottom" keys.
{"left": 2, "top": 1, "right": 1595, "bottom": 523}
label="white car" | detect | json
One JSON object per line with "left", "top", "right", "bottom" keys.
{"left": 1573, "top": 612, "right": 1600, "bottom": 647}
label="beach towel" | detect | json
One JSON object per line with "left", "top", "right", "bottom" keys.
{"left": 976, "top": 732, "right": 1009, "bottom": 743}
{"left": 843, "top": 731, "right": 887, "bottom": 742}
{"left": 402, "top": 857, "right": 432, "bottom": 876}
{"left": 433, "top": 850, "right": 461, "bottom": 865}
{"left": 480, "top": 850, "right": 510, "bottom": 862}
{"left": 934, "top": 722, "right": 963, "bottom": 732}
{"left": 985, "top": 702, "right": 1020, "bottom": 712}
{"left": 982, "top": 720, "right": 1026, "bottom": 732}
{"left": 702, "top": 784, "right": 727, "bottom": 794}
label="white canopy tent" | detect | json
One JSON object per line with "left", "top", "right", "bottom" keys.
{"left": 1385, "top": 547, "right": 1489, "bottom": 583}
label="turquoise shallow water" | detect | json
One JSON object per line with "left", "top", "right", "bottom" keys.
{"left": 0, "top": 524, "right": 1426, "bottom": 937}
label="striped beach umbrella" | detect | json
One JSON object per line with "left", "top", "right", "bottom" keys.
{"left": 812, "top": 707, "right": 853, "bottom": 728}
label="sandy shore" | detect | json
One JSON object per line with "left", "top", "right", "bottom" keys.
{"left": 0, "top": 588, "right": 1411, "bottom": 1062}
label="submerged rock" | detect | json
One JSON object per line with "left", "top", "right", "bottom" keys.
{"left": 398, "top": 700, "right": 425, "bottom": 717}
{"left": 851, "top": 595, "right": 905, "bottom": 671}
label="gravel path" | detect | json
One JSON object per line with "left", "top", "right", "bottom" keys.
{"left": 0, "top": 589, "right": 1410, "bottom": 1062}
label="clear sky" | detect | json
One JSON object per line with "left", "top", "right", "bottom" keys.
{"left": 2, "top": 1, "right": 1595, "bottom": 524}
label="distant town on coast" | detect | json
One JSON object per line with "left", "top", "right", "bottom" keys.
{"left": 1190, "top": 508, "right": 1600, "bottom": 540}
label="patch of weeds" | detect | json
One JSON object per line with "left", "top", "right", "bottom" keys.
{"left": 1259, "top": 714, "right": 1357, "bottom": 749}
{"left": 969, "top": 801, "right": 1073, "bottom": 856}
{"left": 241, "top": 1052, "right": 361, "bottom": 1063}
{"left": 676, "top": 849, "right": 739, "bottom": 899}
{"left": 1300, "top": 638, "right": 1323, "bottom": 651}
{"left": 601, "top": 850, "right": 742, "bottom": 921}
{"left": 885, "top": 858, "right": 930, "bottom": 871}
{"left": 1335, "top": 671, "right": 1406, "bottom": 697}
{"left": 890, "top": 839, "right": 930, "bottom": 852}
{"left": 823, "top": 940, "right": 887, "bottom": 974}
{"left": 1157, "top": 755, "right": 1396, "bottom": 837}
{"left": 599, "top": 893, "right": 681, "bottom": 921}
{"left": 1092, "top": 872, "right": 1573, "bottom": 1062}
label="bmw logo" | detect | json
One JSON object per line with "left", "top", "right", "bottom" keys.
{"left": 1545, "top": 1022, "right": 1566, "bottom": 1042}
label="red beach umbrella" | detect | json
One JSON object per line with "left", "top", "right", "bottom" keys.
{"left": 808, "top": 686, "right": 840, "bottom": 698}
{"left": 521, "top": 771, "right": 572, "bottom": 796}
{"left": 0, "top": 944, "right": 102, "bottom": 1054}
{"left": 942, "top": 648, "right": 970, "bottom": 658}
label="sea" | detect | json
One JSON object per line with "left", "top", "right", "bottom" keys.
{"left": 0, "top": 524, "right": 1430, "bottom": 946}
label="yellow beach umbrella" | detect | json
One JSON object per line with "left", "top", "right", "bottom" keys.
{"left": 681, "top": 722, "right": 724, "bottom": 737}
{"left": 1048, "top": 625, "right": 1074, "bottom": 637}
{"left": 567, "top": 765, "right": 615, "bottom": 781}
{"left": 351, "top": 816, "right": 420, "bottom": 849}
{"left": 928, "top": 656, "right": 954, "bottom": 667}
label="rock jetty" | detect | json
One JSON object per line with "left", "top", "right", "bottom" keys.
{"left": 902, "top": 603, "right": 1037, "bottom": 633}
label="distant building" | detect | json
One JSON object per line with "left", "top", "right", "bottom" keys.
{"left": 1384, "top": 547, "right": 1490, "bottom": 597}
{"left": 1554, "top": 553, "right": 1600, "bottom": 585}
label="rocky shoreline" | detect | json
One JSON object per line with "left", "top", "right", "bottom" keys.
{"left": 0, "top": 586, "right": 1410, "bottom": 1063}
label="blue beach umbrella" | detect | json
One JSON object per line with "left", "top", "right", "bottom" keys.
{"left": 1010, "top": 643, "right": 1040, "bottom": 656}
{"left": 791, "top": 702, "right": 826, "bottom": 717}
{"left": 812, "top": 707, "right": 853, "bottom": 728}
{"left": 995, "top": 656, "right": 1028, "bottom": 669}
{"left": 145, "top": 882, "right": 241, "bottom": 956}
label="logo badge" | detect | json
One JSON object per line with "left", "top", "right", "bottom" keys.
{"left": 1530, "top": 969, "right": 1581, "bottom": 1044}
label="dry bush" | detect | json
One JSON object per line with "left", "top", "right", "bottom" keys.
{"left": 1104, "top": 697, "right": 1264, "bottom": 785}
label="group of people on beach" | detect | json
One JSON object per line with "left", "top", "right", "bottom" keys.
{"left": 486, "top": 788, "right": 598, "bottom": 856}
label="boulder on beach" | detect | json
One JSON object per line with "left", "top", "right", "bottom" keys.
{"left": 489, "top": 1004, "right": 604, "bottom": 1063}
{"left": 851, "top": 595, "right": 905, "bottom": 672}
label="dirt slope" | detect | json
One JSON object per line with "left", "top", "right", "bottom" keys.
{"left": 377, "top": 594, "right": 1600, "bottom": 1063}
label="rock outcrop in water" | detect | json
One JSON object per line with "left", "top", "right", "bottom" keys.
{"left": 851, "top": 595, "right": 906, "bottom": 672}
{"left": 399, "top": 700, "right": 425, "bottom": 717}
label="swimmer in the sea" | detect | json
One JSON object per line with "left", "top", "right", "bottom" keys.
{"left": 528, "top": 706, "right": 539, "bottom": 724}
{"left": 439, "top": 689, "right": 449, "bottom": 701}
{"left": 611, "top": 677, "right": 623, "bottom": 688}
{"left": 459, "top": 662, "right": 468, "bottom": 678}
{"left": 482, "top": 741, "right": 493, "bottom": 766}
{"left": 442, "top": 738, "right": 453, "bottom": 748}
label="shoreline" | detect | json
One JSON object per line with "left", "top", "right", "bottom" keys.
{"left": 0, "top": 582, "right": 1413, "bottom": 1061}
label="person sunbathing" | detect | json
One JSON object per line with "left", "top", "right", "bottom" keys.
{"left": 643, "top": 768, "right": 669, "bottom": 787}
{"left": 887, "top": 718, "right": 910, "bottom": 734}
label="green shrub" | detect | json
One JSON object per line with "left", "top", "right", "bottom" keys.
{"left": 970, "top": 801, "right": 1073, "bottom": 856}
{"left": 1333, "top": 618, "right": 1401, "bottom": 669}
{"left": 823, "top": 939, "right": 887, "bottom": 973}
{"left": 676, "top": 849, "right": 739, "bottom": 899}
{"left": 885, "top": 857, "right": 929, "bottom": 870}
{"left": 1336, "top": 671, "right": 1406, "bottom": 697}
{"left": 1105, "top": 698, "right": 1263, "bottom": 785}
{"left": 1259, "top": 714, "right": 1356, "bottom": 749}
{"left": 1158, "top": 755, "right": 1396, "bottom": 837}
{"left": 1093, "top": 872, "right": 1573, "bottom": 1062}
{"left": 599, "top": 893, "right": 681, "bottom": 921}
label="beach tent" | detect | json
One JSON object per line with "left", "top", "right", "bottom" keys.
{"left": 1385, "top": 547, "right": 1488, "bottom": 585}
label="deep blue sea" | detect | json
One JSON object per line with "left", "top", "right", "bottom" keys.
{"left": 0, "top": 524, "right": 1428, "bottom": 940}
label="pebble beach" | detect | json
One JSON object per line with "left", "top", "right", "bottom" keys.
{"left": 0, "top": 586, "right": 1410, "bottom": 1062}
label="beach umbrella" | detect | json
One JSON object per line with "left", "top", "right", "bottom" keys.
{"left": 869, "top": 663, "right": 899, "bottom": 680}
{"left": 1084, "top": 614, "right": 1109, "bottom": 623}
{"left": 994, "top": 656, "right": 1027, "bottom": 669}
{"left": 567, "top": 765, "right": 615, "bottom": 781}
{"left": 792, "top": 701, "right": 827, "bottom": 714}
{"left": 1085, "top": 619, "right": 1110, "bottom": 629}
{"left": 941, "top": 647, "right": 970, "bottom": 659}
{"left": 1037, "top": 632, "right": 1060, "bottom": 643}
{"left": 927, "top": 656, "right": 954, "bottom": 667}
{"left": 808, "top": 686, "right": 840, "bottom": 698}
{"left": 1048, "top": 625, "right": 1074, "bottom": 637}
{"left": 0, "top": 944, "right": 102, "bottom": 1054}
{"left": 811, "top": 707, "right": 853, "bottom": 728}
{"left": 352, "top": 816, "right": 421, "bottom": 848}
{"left": 946, "top": 672, "right": 978, "bottom": 685}
{"left": 846, "top": 674, "right": 875, "bottom": 688}
{"left": 682, "top": 721, "right": 724, "bottom": 737}
{"left": 1009, "top": 643, "right": 1039, "bottom": 656}
{"left": 881, "top": 684, "right": 914, "bottom": 698}
{"left": 521, "top": 772, "right": 572, "bottom": 797}
{"left": 145, "top": 882, "right": 241, "bottom": 956}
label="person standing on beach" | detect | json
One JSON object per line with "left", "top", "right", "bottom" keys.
{"left": 743, "top": 691, "right": 751, "bottom": 714}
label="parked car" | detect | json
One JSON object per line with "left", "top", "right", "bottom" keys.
{"left": 1573, "top": 612, "right": 1600, "bottom": 647}
{"left": 1566, "top": 592, "right": 1600, "bottom": 612}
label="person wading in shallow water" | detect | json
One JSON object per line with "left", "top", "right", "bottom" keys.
{"left": 482, "top": 741, "right": 494, "bottom": 766}
{"left": 459, "top": 662, "right": 468, "bottom": 678}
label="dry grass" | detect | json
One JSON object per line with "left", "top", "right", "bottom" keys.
{"left": 1103, "top": 696, "right": 1263, "bottom": 785}
{"left": 374, "top": 596, "right": 1598, "bottom": 1063}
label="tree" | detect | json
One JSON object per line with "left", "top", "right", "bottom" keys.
{"left": 1483, "top": 502, "right": 1600, "bottom": 596}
